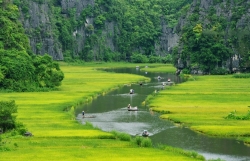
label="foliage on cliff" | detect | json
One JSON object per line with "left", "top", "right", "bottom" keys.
{"left": 15, "top": 0, "right": 191, "bottom": 62}
{"left": 0, "top": 1, "right": 64, "bottom": 91}
{"left": 173, "top": 0, "right": 250, "bottom": 73}
{"left": 4, "top": 0, "right": 250, "bottom": 73}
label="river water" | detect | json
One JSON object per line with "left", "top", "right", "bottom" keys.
{"left": 76, "top": 67, "right": 250, "bottom": 161}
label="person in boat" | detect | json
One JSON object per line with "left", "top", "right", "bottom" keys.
{"left": 142, "top": 130, "right": 149, "bottom": 136}
{"left": 167, "top": 78, "right": 171, "bottom": 82}
{"left": 127, "top": 104, "right": 131, "bottom": 109}
{"left": 130, "top": 89, "right": 134, "bottom": 94}
{"left": 157, "top": 76, "right": 161, "bottom": 79}
{"left": 82, "top": 111, "right": 85, "bottom": 117}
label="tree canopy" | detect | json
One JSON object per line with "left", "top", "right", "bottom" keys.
{"left": 0, "top": 1, "right": 64, "bottom": 91}
{"left": 0, "top": 100, "right": 17, "bottom": 132}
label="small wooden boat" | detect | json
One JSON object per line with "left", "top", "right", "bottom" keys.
{"left": 156, "top": 76, "right": 162, "bottom": 80}
{"left": 129, "top": 89, "right": 134, "bottom": 94}
{"left": 128, "top": 106, "right": 138, "bottom": 111}
{"left": 82, "top": 115, "right": 96, "bottom": 118}
{"left": 142, "top": 130, "right": 149, "bottom": 137}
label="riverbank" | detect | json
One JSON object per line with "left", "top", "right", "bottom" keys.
{"left": 147, "top": 74, "right": 250, "bottom": 145}
{"left": 0, "top": 63, "right": 204, "bottom": 161}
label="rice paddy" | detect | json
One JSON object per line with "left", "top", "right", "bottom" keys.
{"left": 0, "top": 63, "right": 204, "bottom": 161}
{"left": 147, "top": 74, "right": 250, "bottom": 144}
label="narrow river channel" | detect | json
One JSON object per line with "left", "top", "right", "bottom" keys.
{"left": 76, "top": 67, "right": 250, "bottom": 161}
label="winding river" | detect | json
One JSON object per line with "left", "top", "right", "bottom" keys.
{"left": 76, "top": 67, "right": 250, "bottom": 161}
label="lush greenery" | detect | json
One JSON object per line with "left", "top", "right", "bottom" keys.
{"left": 233, "top": 73, "right": 250, "bottom": 78}
{"left": 13, "top": 0, "right": 192, "bottom": 62}
{"left": 174, "top": 24, "right": 231, "bottom": 74}
{"left": 173, "top": 0, "right": 250, "bottom": 73}
{"left": 147, "top": 74, "right": 250, "bottom": 144}
{"left": 0, "top": 100, "right": 17, "bottom": 132}
{"left": 2, "top": 0, "right": 249, "bottom": 73}
{"left": 0, "top": 63, "right": 204, "bottom": 161}
{"left": 225, "top": 110, "right": 250, "bottom": 120}
{"left": 0, "top": 2, "right": 64, "bottom": 91}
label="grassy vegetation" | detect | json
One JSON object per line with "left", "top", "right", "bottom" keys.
{"left": 139, "top": 64, "right": 176, "bottom": 73}
{"left": 147, "top": 74, "right": 250, "bottom": 144}
{"left": 0, "top": 63, "right": 204, "bottom": 161}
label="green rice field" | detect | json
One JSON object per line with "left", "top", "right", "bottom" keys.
{"left": 147, "top": 74, "right": 250, "bottom": 144}
{"left": 0, "top": 62, "right": 204, "bottom": 161}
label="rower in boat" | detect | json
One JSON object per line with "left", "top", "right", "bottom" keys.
{"left": 142, "top": 130, "right": 149, "bottom": 137}
{"left": 127, "top": 104, "right": 138, "bottom": 111}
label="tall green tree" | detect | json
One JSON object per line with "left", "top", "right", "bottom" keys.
{"left": 0, "top": 100, "right": 17, "bottom": 132}
{"left": 33, "top": 54, "right": 64, "bottom": 88}
{"left": 176, "top": 24, "right": 231, "bottom": 74}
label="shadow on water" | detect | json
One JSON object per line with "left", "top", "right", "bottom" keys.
{"left": 76, "top": 67, "right": 250, "bottom": 161}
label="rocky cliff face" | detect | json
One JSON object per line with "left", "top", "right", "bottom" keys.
{"left": 155, "top": 18, "right": 179, "bottom": 56}
{"left": 19, "top": 1, "right": 63, "bottom": 60}
{"left": 19, "top": 0, "right": 95, "bottom": 60}
{"left": 18, "top": 0, "right": 249, "bottom": 64}
{"left": 19, "top": 0, "right": 180, "bottom": 60}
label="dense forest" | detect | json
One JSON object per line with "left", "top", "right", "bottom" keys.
{"left": 173, "top": 0, "right": 250, "bottom": 74}
{"left": 13, "top": 0, "right": 249, "bottom": 73}
{"left": 0, "top": 1, "right": 64, "bottom": 91}
{"left": 1, "top": 0, "right": 250, "bottom": 90}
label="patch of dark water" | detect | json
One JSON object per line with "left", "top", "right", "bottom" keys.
{"left": 76, "top": 67, "right": 250, "bottom": 161}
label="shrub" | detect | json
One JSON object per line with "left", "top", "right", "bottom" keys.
{"left": 233, "top": 73, "right": 250, "bottom": 78}
{"left": 111, "top": 131, "right": 131, "bottom": 141}
{"left": 210, "top": 67, "right": 228, "bottom": 75}
{"left": 0, "top": 100, "right": 17, "bottom": 132}
{"left": 181, "top": 68, "right": 191, "bottom": 74}
{"left": 162, "top": 54, "right": 173, "bottom": 64}
{"left": 135, "top": 136, "right": 143, "bottom": 146}
{"left": 148, "top": 55, "right": 161, "bottom": 63}
{"left": 141, "top": 138, "right": 152, "bottom": 147}
{"left": 130, "top": 53, "right": 148, "bottom": 63}
{"left": 224, "top": 110, "right": 250, "bottom": 120}
{"left": 134, "top": 136, "right": 152, "bottom": 147}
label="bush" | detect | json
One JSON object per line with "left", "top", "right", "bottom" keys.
{"left": 0, "top": 100, "right": 17, "bottom": 132}
{"left": 134, "top": 136, "right": 152, "bottom": 147}
{"left": 130, "top": 53, "right": 148, "bottom": 63}
{"left": 148, "top": 55, "right": 161, "bottom": 63}
{"left": 141, "top": 138, "right": 152, "bottom": 147}
{"left": 162, "top": 54, "right": 173, "bottom": 64}
{"left": 233, "top": 73, "right": 250, "bottom": 78}
{"left": 210, "top": 67, "right": 228, "bottom": 75}
{"left": 135, "top": 136, "right": 143, "bottom": 146}
{"left": 111, "top": 131, "right": 131, "bottom": 141}
{"left": 181, "top": 68, "right": 191, "bottom": 74}
{"left": 224, "top": 110, "right": 250, "bottom": 120}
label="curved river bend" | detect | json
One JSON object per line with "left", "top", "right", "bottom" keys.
{"left": 76, "top": 67, "right": 250, "bottom": 161}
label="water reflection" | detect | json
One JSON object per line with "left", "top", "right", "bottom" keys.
{"left": 77, "top": 108, "right": 173, "bottom": 136}
{"left": 76, "top": 67, "right": 250, "bottom": 161}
